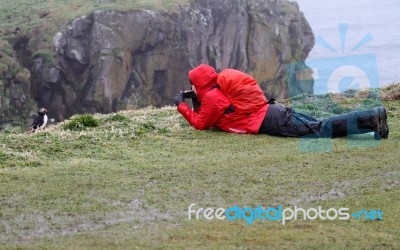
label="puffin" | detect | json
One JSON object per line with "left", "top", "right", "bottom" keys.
{"left": 31, "top": 107, "right": 48, "bottom": 132}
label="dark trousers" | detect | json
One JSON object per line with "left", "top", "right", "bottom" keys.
{"left": 258, "top": 104, "right": 377, "bottom": 138}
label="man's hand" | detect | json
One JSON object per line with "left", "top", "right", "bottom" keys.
{"left": 174, "top": 92, "right": 184, "bottom": 106}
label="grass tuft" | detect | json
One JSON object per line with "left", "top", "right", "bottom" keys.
{"left": 63, "top": 113, "right": 100, "bottom": 131}
{"left": 106, "top": 113, "right": 129, "bottom": 123}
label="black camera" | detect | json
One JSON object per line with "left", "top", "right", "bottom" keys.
{"left": 182, "top": 90, "right": 197, "bottom": 99}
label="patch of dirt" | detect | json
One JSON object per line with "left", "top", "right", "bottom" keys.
{"left": 38, "top": 11, "right": 51, "bottom": 19}
{"left": 288, "top": 171, "right": 399, "bottom": 205}
{"left": 0, "top": 199, "right": 175, "bottom": 244}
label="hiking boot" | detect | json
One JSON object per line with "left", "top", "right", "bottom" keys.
{"left": 367, "top": 107, "right": 389, "bottom": 140}
{"left": 323, "top": 107, "right": 389, "bottom": 139}
{"left": 377, "top": 107, "right": 389, "bottom": 139}
{"left": 356, "top": 108, "right": 382, "bottom": 140}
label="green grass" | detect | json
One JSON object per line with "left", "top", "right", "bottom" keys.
{"left": 0, "top": 99, "right": 399, "bottom": 249}
{"left": 63, "top": 113, "right": 100, "bottom": 131}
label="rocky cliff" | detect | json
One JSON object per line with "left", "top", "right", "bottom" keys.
{"left": 1, "top": 0, "right": 314, "bottom": 129}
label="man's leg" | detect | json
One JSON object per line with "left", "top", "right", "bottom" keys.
{"left": 258, "top": 104, "right": 320, "bottom": 137}
{"left": 259, "top": 105, "right": 389, "bottom": 139}
{"left": 319, "top": 107, "right": 389, "bottom": 139}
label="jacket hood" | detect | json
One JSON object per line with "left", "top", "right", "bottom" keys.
{"left": 188, "top": 64, "right": 218, "bottom": 101}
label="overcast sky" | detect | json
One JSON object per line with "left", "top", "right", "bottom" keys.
{"left": 295, "top": 0, "right": 400, "bottom": 86}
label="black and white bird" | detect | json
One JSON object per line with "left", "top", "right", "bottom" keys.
{"left": 31, "top": 107, "right": 48, "bottom": 132}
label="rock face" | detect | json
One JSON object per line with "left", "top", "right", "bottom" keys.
{"left": 49, "top": 9, "right": 192, "bottom": 119}
{"left": 0, "top": 35, "right": 38, "bottom": 130}
{"left": 2, "top": 0, "right": 314, "bottom": 128}
{"left": 185, "top": 0, "right": 314, "bottom": 98}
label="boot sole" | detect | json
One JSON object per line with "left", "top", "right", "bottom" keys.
{"left": 379, "top": 107, "right": 389, "bottom": 139}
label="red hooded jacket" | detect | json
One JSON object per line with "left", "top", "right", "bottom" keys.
{"left": 177, "top": 64, "right": 269, "bottom": 134}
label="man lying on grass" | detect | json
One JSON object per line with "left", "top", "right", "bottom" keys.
{"left": 174, "top": 64, "right": 389, "bottom": 139}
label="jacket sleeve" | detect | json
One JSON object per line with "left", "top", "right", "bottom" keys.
{"left": 177, "top": 91, "right": 229, "bottom": 130}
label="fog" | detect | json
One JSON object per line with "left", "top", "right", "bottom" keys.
{"left": 295, "top": 0, "right": 400, "bottom": 90}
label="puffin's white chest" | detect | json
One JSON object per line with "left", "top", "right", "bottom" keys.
{"left": 40, "top": 114, "right": 48, "bottom": 129}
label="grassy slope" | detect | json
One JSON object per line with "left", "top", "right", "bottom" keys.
{"left": 0, "top": 97, "right": 399, "bottom": 249}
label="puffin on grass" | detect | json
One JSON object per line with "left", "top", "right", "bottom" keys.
{"left": 31, "top": 107, "right": 48, "bottom": 132}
